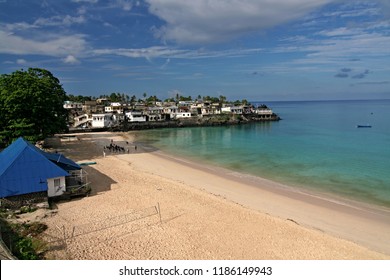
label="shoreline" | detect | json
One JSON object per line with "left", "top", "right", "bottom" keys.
{"left": 134, "top": 129, "right": 390, "bottom": 210}
{"left": 155, "top": 147, "right": 390, "bottom": 218}
{"left": 40, "top": 131, "right": 390, "bottom": 259}
{"left": 127, "top": 141, "right": 390, "bottom": 255}
{"left": 138, "top": 138, "right": 390, "bottom": 213}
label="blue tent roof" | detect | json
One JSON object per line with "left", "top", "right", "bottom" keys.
{"left": 0, "top": 137, "right": 70, "bottom": 198}
{"left": 41, "top": 151, "right": 81, "bottom": 171}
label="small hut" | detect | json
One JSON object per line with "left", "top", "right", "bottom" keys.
{"left": 0, "top": 137, "right": 89, "bottom": 206}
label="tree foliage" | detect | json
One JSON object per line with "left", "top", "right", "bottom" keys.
{"left": 66, "top": 94, "right": 93, "bottom": 103}
{"left": 106, "top": 92, "right": 130, "bottom": 103}
{"left": 0, "top": 68, "right": 68, "bottom": 146}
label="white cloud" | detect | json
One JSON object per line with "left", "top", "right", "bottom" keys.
{"left": 93, "top": 46, "right": 186, "bottom": 60}
{"left": 316, "top": 27, "right": 362, "bottom": 37}
{"left": 273, "top": 29, "right": 390, "bottom": 73}
{"left": 16, "top": 59, "right": 27, "bottom": 64}
{"left": 377, "top": 0, "right": 390, "bottom": 16}
{"left": 34, "top": 15, "right": 86, "bottom": 27}
{"left": 116, "top": 0, "right": 133, "bottom": 11}
{"left": 4, "top": 22, "right": 37, "bottom": 31}
{"left": 161, "top": 58, "right": 170, "bottom": 69}
{"left": 308, "top": 32, "right": 390, "bottom": 59}
{"left": 63, "top": 55, "right": 80, "bottom": 64}
{"left": 2, "top": 15, "right": 86, "bottom": 32}
{"left": 72, "top": 0, "right": 98, "bottom": 3}
{"left": 0, "top": 30, "right": 87, "bottom": 57}
{"left": 146, "top": 0, "right": 335, "bottom": 44}
{"left": 1, "top": 27, "right": 262, "bottom": 61}
{"left": 323, "top": 3, "right": 380, "bottom": 18}
{"left": 93, "top": 46, "right": 263, "bottom": 60}
{"left": 104, "top": 0, "right": 133, "bottom": 11}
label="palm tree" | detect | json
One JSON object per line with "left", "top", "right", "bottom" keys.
{"left": 219, "top": 95, "right": 226, "bottom": 105}
{"left": 130, "top": 95, "right": 137, "bottom": 105}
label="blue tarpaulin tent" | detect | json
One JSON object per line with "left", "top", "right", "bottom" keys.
{"left": 42, "top": 150, "right": 81, "bottom": 171}
{"left": 0, "top": 137, "right": 72, "bottom": 198}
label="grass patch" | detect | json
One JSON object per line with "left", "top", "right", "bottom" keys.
{"left": 0, "top": 218, "right": 48, "bottom": 259}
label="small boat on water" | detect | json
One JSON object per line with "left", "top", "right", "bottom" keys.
{"left": 356, "top": 124, "right": 372, "bottom": 128}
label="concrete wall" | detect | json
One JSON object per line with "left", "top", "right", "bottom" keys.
{"left": 47, "top": 177, "right": 66, "bottom": 197}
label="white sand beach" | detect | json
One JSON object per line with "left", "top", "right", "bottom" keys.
{"left": 37, "top": 131, "right": 389, "bottom": 260}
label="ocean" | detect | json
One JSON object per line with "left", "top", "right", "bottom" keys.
{"left": 134, "top": 99, "right": 390, "bottom": 208}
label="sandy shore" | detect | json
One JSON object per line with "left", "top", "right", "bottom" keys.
{"left": 37, "top": 131, "right": 389, "bottom": 259}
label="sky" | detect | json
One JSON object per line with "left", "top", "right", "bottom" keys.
{"left": 0, "top": 0, "right": 389, "bottom": 101}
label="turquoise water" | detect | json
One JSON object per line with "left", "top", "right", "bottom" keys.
{"left": 134, "top": 99, "right": 390, "bottom": 208}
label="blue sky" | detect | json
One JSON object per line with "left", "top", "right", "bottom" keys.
{"left": 1, "top": 0, "right": 389, "bottom": 101}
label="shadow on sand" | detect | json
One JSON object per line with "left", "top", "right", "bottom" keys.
{"left": 45, "top": 133, "right": 160, "bottom": 199}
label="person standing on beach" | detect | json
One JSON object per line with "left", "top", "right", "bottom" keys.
{"left": 103, "top": 150, "right": 106, "bottom": 157}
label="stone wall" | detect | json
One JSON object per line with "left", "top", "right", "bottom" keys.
{"left": 0, "top": 192, "right": 47, "bottom": 209}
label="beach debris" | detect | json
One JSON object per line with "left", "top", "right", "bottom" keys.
{"left": 287, "top": 218, "right": 299, "bottom": 225}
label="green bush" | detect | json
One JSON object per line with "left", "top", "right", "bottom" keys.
{"left": 0, "top": 219, "right": 48, "bottom": 259}
{"left": 20, "top": 205, "right": 37, "bottom": 214}
{"left": 15, "top": 238, "right": 38, "bottom": 260}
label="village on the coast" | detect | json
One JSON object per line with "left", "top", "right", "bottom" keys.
{"left": 64, "top": 97, "right": 280, "bottom": 131}
{"left": 1, "top": 85, "right": 389, "bottom": 260}
{"left": 0, "top": 93, "right": 280, "bottom": 259}
{"left": 1, "top": 96, "right": 281, "bottom": 213}
{"left": 0, "top": 95, "right": 281, "bottom": 209}
{"left": 3, "top": 0, "right": 390, "bottom": 264}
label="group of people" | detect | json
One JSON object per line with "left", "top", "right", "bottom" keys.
{"left": 103, "top": 139, "right": 137, "bottom": 157}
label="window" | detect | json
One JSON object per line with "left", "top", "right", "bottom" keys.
{"left": 54, "top": 178, "right": 60, "bottom": 187}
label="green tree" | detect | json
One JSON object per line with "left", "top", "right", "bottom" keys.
{"left": 219, "top": 95, "right": 226, "bottom": 105}
{"left": 109, "top": 92, "right": 119, "bottom": 102}
{"left": 66, "top": 94, "right": 92, "bottom": 103}
{"left": 147, "top": 95, "right": 160, "bottom": 102}
{"left": 179, "top": 95, "right": 192, "bottom": 101}
{"left": 164, "top": 97, "right": 175, "bottom": 102}
{"left": 241, "top": 99, "right": 249, "bottom": 105}
{"left": 130, "top": 95, "right": 137, "bottom": 105}
{"left": 0, "top": 68, "right": 68, "bottom": 145}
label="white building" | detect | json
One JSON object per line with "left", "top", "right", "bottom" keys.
{"left": 47, "top": 177, "right": 67, "bottom": 197}
{"left": 221, "top": 106, "right": 243, "bottom": 114}
{"left": 105, "top": 102, "right": 123, "bottom": 114}
{"left": 73, "top": 114, "right": 92, "bottom": 128}
{"left": 175, "top": 112, "right": 192, "bottom": 119}
{"left": 63, "top": 101, "right": 83, "bottom": 110}
{"left": 125, "top": 111, "right": 147, "bottom": 122}
{"left": 178, "top": 101, "right": 194, "bottom": 107}
{"left": 163, "top": 106, "right": 178, "bottom": 119}
{"left": 92, "top": 113, "right": 113, "bottom": 128}
{"left": 255, "top": 108, "right": 274, "bottom": 119}
{"left": 146, "top": 106, "right": 165, "bottom": 121}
